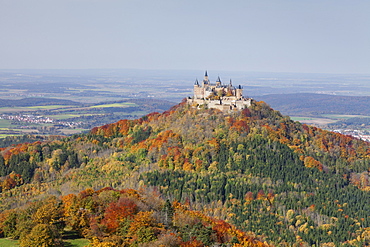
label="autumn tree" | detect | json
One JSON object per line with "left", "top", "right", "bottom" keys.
{"left": 20, "top": 223, "right": 63, "bottom": 247}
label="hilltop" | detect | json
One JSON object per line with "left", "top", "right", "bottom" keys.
{"left": 0, "top": 100, "right": 369, "bottom": 246}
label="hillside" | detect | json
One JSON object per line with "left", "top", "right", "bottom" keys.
{"left": 256, "top": 93, "right": 370, "bottom": 116}
{"left": 0, "top": 100, "right": 369, "bottom": 246}
{"left": 0, "top": 97, "right": 80, "bottom": 107}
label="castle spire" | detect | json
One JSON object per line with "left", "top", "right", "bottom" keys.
{"left": 204, "top": 70, "right": 209, "bottom": 84}
{"left": 216, "top": 76, "right": 221, "bottom": 86}
{"left": 229, "top": 79, "right": 232, "bottom": 86}
{"left": 194, "top": 78, "right": 199, "bottom": 86}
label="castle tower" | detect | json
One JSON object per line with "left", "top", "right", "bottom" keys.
{"left": 216, "top": 76, "right": 222, "bottom": 86}
{"left": 236, "top": 85, "right": 243, "bottom": 99}
{"left": 202, "top": 70, "right": 209, "bottom": 87}
{"left": 194, "top": 79, "right": 203, "bottom": 99}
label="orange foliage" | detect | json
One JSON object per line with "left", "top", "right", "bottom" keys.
{"left": 256, "top": 189, "right": 265, "bottom": 200}
{"left": 101, "top": 198, "right": 137, "bottom": 232}
{"left": 303, "top": 156, "right": 323, "bottom": 171}
{"left": 245, "top": 191, "right": 254, "bottom": 202}
{"left": 78, "top": 188, "right": 95, "bottom": 199}
{"left": 61, "top": 194, "right": 77, "bottom": 218}
{"left": 231, "top": 119, "right": 250, "bottom": 133}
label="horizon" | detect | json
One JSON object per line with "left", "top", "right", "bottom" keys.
{"left": 1, "top": 68, "right": 370, "bottom": 76}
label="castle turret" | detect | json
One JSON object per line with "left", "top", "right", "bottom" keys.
{"left": 202, "top": 70, "right": 209, "bottom": 87}
{"left": 194, "top": 79, "right": 203, "bottom": 99}
{"left": 216, "top": 76, "right": 222, "bottom": 86}
{"left": 236, "top": 85, "right": 243, "bottom": 99}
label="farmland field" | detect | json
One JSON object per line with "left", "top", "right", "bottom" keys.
{"left": 0, "top": 76, "right": 174, "bottom": 136}
{"left": 320, "top": 114, "right": 370, "bottom": 120}
{"left": 90, "top": 102, "right": 137, "bottom": 108}
{"left": 291, "top": 116, "right": 337, "bottom": 126}
{"left": 0, "top": 69, "right": 369, "bottom": 137}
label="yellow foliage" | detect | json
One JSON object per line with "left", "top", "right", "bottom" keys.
{"left": 32, "top": 197, "right": 62, "bottom": 225}
{"left": 20, "top": 224, "right": 56, "bottom": 247}
{"left": 319, "top": 224, "right": 332, "bottom": 230}
{"left": 88, "top": 237, "right": 116, "bottom": 247}
{"left": 298, "top": 222, "right": 308, "bottom": 232}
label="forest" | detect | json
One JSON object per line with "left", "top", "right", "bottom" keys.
{"left": 0, "top": 99, "right": 369, "bottom": 246}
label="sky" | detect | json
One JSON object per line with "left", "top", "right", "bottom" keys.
{"left": 0, "top": 0, "right": 369, "bottom": 74}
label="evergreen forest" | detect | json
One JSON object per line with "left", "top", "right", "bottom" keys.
{"left": 0, "top": 99, "right": 369, "bottom": 246}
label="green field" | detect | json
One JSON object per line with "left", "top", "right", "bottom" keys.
{"left": 90, "top": 102, "right": 137, "bottom": 108}
{"left": 0, "top": 239, "right": 19, "bottom": 247}
{"left": 320, "top": 114, "right": 370, "bottom": 120}
{"left": 26, "top": 105, "right": 75, "bottom": 110}
{"left": 45, "top": 113, "right": 104, "bottom": 120}
{"left": 0, "top": 238, "right": 89, "bottom": 247}
{"left": 64, "top": 238, "right": 89, "bottom": 247}
{"left": 0, "top": 119, "right": 12, "bottom": 128}
{"left": 0, "top": 105, "right": 73, "bottom": 113}
{"left": 60, "top": 128, "right": 90, "bottom": 135}
{"left": 291, "top": 116, "right": 337, "bottom": 125}
{"left": 291, "top": 117, "right": 316, "bottom": 121}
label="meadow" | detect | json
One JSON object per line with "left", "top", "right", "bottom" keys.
{"left": 0, "top": 238, "right": 89, "bottom": 247}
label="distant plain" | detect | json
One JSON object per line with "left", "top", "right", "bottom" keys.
{"left": 0, "top": 69, "right": 369, "bottom": 137}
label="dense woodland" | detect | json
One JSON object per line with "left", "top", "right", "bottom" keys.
{"left": 0, "top": 100, "right": 369, "bottom": 246}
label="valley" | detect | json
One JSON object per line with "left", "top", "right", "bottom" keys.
{"left": 0, "top": 70, "right": 370, "bottom": 139}
{"left": 0, "top": 70, "right": 369, "bottom": 246}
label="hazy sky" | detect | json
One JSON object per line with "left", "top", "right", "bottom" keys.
{"left": 1, "top": 0, "right": 369, "bottom": 73}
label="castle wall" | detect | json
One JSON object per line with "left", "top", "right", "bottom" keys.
{"left": 187, "top": 97, "right": 252, "bottom": 111}
{"left": 194, "top": 85, "right": 204, "bottom": 99}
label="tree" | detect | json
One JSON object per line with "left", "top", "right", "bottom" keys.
{"left": 101, "top": 197, "right": 137, "bottom": 233}
{"left": 20, "top": 224, "right": 62, "bottom": 247}
{"left": 126, "top": 211, "right": 163, "bottom": 245}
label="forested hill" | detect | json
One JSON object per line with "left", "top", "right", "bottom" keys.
{"left": 256, "top": 93, "right": 370, "bottom": 116}
{"left": 0, "top": 100, "right": 370, "bottom": 246}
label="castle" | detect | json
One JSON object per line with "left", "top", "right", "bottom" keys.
{"left": 187, "top": 71, "right": 252, "bottom": 111}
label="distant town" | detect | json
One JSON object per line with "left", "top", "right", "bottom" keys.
{"left": 0, "top": 114, "right": 83, "bottom": 128}
{"left": 333, "top": 129, "right": 370, "bottom": 142}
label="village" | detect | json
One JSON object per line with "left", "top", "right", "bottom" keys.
{"left": 0, "top": 114, "right": 82, "bottom": 128}
{"left": 333, "top": 129, "right": 370, "bottom": 142}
